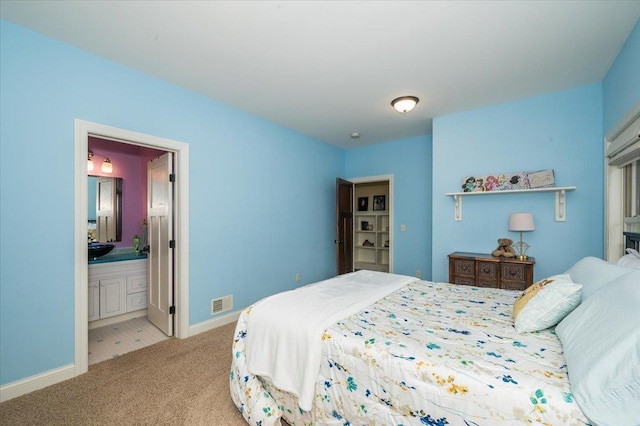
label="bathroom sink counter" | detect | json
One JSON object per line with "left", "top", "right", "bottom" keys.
{"left": 89, "top": 251, "right": 147, "bottom": 264}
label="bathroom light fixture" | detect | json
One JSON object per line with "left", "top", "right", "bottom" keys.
{"left": 391, "top": 96, "right": 419, "bottom": 114}
{"left": 87, "top": 150, "right": 94, "bottom": 172}
{"left": 509, "top": 212, "right": 535, "bottom": 260}
{"left": 101, "top": 158, "right": 113, "bottom": 174}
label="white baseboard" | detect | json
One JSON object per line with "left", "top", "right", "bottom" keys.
{"left": 1, "top": 311, "right": 241, "bottom": 403}
{"left": 0, "top": 364, "right": 75, "bottom": 403}
{"left": 188, "top": 310, "right": 241, "bottom": 337}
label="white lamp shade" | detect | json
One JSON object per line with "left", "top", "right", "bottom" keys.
{"left": 509, "top": 212, "right": 535, "bottom": 231}
{"left": 87, "top": 159, "right": 94, "bottom": 171}
{"left": 101, "top": 158, "right": 113, "bottom": 174}
{"left": 391, "top": 96, "right": 419, "bottom": 113}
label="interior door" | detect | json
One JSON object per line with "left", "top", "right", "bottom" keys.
{"left": 335, "top": 178, "right": 354, "bottom": 275}
{"left": 147, "top": 152, "right": 174, "bottom": 336}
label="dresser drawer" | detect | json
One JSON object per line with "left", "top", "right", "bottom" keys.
{"left": 454, "top": 276, "right": 476, "bottom": 286}
{"left": 476, "top": 280, "right": 499, "bottom": 288}
{"left": 501, "top": 263, "right": 527, "bottom": 283}
{"left": 501, "top": 281, "right": 528, "bottom": 291}
{"left": 453, "top": 259, "right": 475, "bottom": 276}
{"left": 477, "top": 261, "right": 498, "bottom": 280}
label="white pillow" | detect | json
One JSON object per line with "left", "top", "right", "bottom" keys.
{"left": 625, "top": 248, "right": 640, "bottom": 257}
{"left": 556, "top": 271, "right": 640, "bottom": 426}
{"left": 565, "top": 256, "right": 635, "bottom": 300}
{"left": 513, "top": 274, "right": 582, "bottom": 334}
{"left": 618, "top": 249, "right": 640, "bottom": 269}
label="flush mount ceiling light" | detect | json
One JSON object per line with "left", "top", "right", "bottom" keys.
{"left": 101, "top": 158, "right": 113, "bottom": 174}
{"left": 391, "top": 96, "right": 419, "bottom": 114}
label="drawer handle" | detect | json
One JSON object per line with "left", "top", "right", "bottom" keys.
{"left": 482, "top": 267, "right": 490, "bottom": 274}
{"left": 509, "top": 270, "right": 518, "bottom": 276}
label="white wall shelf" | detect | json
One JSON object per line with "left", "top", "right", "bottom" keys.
{"left": 446, "top": 186, "right": 576, "bottom": 222}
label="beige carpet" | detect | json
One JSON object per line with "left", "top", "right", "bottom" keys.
{"left": 0, "top": 321, "right": 248, "bottom": 425}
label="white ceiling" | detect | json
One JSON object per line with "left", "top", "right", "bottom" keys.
{"left": 2, "top": 1, "right": 639, "bottom": 149}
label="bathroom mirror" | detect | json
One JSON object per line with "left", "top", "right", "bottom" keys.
{"left": 88, "top": 176, "right": 122, "bottom": 242}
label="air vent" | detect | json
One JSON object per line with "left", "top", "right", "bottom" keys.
{"left": 211, "top": 295, "right": 233, "bottom": 315}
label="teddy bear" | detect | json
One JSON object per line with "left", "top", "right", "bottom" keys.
{"left": 492, "top": 238, "right": 516, "bottom": 258}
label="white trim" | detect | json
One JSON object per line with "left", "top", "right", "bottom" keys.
{"left": 605, "top": 100, "right": 640, "bottom": 143}
{"left": 74, "top": 119, "right": 190, "bottom": 379}
{"left": 188, "top": 310, "right": 241, "bottom": 337}
{"left": 0, "top": 364, "right": 75, "bottom": 402}
{"left": 348, "top": 174, "right": 394, "bottom": 273}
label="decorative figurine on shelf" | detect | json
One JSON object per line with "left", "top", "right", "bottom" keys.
{"left": 492, "top": 238, "right": 516, "bottom": 258}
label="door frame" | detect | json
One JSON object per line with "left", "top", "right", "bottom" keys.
{"left": 349, "top": 174, "right": 394, "bottom": 272}
{"left": 74, "top": 119, "right": 190, "bottom": 376}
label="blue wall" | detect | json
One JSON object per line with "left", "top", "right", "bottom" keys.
{"left": 1, "top": 14, "right": 639, "bottom": 390}
{"left": 432, "top": 84, "right": 604, "bottom": 282}
{"left": 603, "top": 18, "right": 640, "bottom": 133}
{"left": 0, "top": 20, "right": 343, "bottom": 385}
{"left": 345, "top": 136, "right": 433, "bottom": 278}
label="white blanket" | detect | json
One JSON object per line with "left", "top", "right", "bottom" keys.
{"left": 245, "top": 270, "right": 416, "bottom": 411}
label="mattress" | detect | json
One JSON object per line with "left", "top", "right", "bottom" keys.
{"left": 230, "top": 277, "right": 590, "bottom": 425}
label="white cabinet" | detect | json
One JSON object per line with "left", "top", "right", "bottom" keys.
{"left": 88, "top": 259, "right": 148, "bottom": 322}
{"left": 99, "top": 276, "right": 127, "bottom": 319}
{"left": 88, "top": 279, "right": 100, "bottom": 322}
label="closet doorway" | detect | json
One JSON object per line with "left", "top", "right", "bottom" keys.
{"left": 74, "top": 120, "right": 190, "bottom": 377}
{"left": 335, "top": 175, "right": 394, "bottom": 275}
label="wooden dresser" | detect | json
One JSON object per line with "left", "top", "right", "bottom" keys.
{"left": 448, "top": 252, "right": 535, "bottom": 291}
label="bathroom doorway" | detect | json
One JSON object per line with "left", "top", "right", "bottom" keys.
{"left": 74, "top": 119, "right": 190, "bottom": 376}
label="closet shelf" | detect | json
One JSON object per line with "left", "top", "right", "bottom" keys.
{"left": 445, "top": 186, "right": 576, "bottom": 222}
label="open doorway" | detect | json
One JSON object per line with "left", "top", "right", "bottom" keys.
{"left": 86, "top": 137, "right": 169, "bottom": 364}
{"left": 74, "top": 120, "right": 190, "bottom": 376}
{"left": 336, "top": 175, "right": 394, "bottom": 274}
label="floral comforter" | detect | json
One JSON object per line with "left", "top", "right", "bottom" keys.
{"left": 230, "top": 280, "right": 590, "bottom": 425}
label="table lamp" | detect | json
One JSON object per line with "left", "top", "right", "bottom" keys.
{"left": 509, "top": 212, "right": 535, "bottom": 260}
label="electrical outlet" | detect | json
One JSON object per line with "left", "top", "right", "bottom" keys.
{"left": 295, "top": 273, "right": 301, "bottom": 282}
{"left": 416, "top": 270, "right": 422, "bottom": 279}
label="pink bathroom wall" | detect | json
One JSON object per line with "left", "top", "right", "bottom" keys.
{"left": 88, "top": 137, "right": 165, "bottom": 248}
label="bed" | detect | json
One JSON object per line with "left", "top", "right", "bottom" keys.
{"left": 230, "top": 260, "right": 640, "bottom": 426}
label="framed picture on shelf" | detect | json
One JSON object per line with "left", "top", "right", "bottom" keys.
{"left": 357, "top": 196, "right": 369, "bottom": 211}
{"left": 373, "top": 195, "right": 386, "bottom": 211}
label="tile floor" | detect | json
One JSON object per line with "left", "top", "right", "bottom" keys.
{"left": 88, "top": 317, "right": 170, "bottom": 365}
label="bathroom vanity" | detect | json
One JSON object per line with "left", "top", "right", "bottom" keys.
{"left": 88, "top": 256, "right": 148, "bottom": 324}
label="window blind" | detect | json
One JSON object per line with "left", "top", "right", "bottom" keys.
{"left": 606, "top": 101, "right": 640, "bottom": 167}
